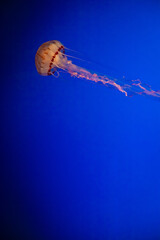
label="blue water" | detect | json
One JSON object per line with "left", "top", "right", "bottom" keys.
{"left": 2, "top": 0, "right": 160, "bottom": 239}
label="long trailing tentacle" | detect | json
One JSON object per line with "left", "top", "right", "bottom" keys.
{"left": 57, "top": 57, "right": 160, "bottom": 98}
{"left": 59, "top": 51, "right": 92, "bottom": 64}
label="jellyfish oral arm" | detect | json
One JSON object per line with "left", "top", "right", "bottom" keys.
{"left": 58, "top": 60, "right": 128, "bottom": 96}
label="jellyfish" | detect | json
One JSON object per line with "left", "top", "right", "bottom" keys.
{"left": 35, "top": 40, "right": 160, "bottom": 98}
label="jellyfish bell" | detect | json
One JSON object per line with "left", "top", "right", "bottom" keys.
{"left": 35, "top": 40, "right": 66, "bottom": 76}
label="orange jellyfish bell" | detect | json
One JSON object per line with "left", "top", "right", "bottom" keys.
{"left": 35, "top": 40, "right": 65, "bottom": 76}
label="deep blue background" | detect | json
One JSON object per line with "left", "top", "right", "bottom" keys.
{"left": 1, "top": 0, "right": 160, "bottom": 239}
